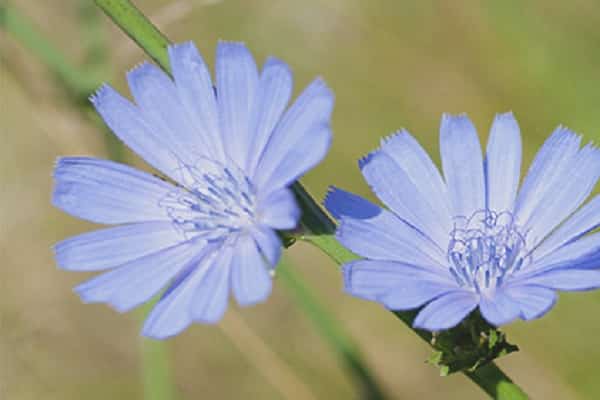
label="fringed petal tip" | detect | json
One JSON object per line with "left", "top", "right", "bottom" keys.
{"left": 358, "top": 150, "right": 378, "bottom": 170}
{"left": 125, "top": 61, "right": 155, "bottom": 79}
{"left": 379, "top": 128, "right": 410, "bottom": 148}
{"left": 88, "top": 83, "right": 112, "bottom": 105}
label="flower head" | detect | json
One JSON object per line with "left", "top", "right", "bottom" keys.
{"left": 326, "top": 113, "right": 600, "bottom": 331}
{"left": 53, "top": 41, "right": 333, "bottom": 339}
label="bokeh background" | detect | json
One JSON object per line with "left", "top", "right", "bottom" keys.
{"left": 3, "top": 0, "right": 600, "bottom": 399}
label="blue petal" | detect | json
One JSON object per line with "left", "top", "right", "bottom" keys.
{"left": 521, "top": 143, "right": 600, "bottom": 248}
{"left": 53, "top": 157, "right": 174, "bottom": 224}
{"left": 413, "top": 290, "right": 479, "bottom": 331}
{"left": 168, "top": 42, "right": 224, "bottom": 161}
{"left": 324, "top": 187, "right": 381, "bottom": 220}
{"left": 504, "top": 285, "right": 557, "bottom": 320}
{"left": 231, "top": 235, "right": 273, "bottom": 306}
{"left": 479, "top": 291, "right": 521, "bottom": 326}
{"left": 534, "top": 195, "right": 600, "bottom": 260}
{"left": 250, "top": 226, "right": 282, "bottom": 268}
{"left": 380, "top": 130, "right": 451, "bottom": 230}
{"left": 126, "top": 62, "right": 204, "bottom": 166}
{"left": 75, "top": 238, "right": 206, "bottom": 313}
{"left": 142, "top": 246, "right": 229, "bottom": 339}
{"left": 360, "top": 150, "right": 449, "bottom": 247}
{"left": 260, "top": 122, "right": 331, "bottom": 194}
{"left": 337, "top": 201, "right": 447, "bottom": 268}
{"left": 191, "top": 249, "right": 232, "bottom": 323}
{"left": 522, "top": 231, "right": 600, "bottom": 276}
{"left": 439, "top": 114, "right": 485, "bottom": 217}
{"left": 343, "top": 260, "right": 455, "bottom": 302}
{"left": 379, "top": 280, "right": 456, "bottom": 311}
{"left": 55, "top": 222, "right": 182, "bottom": 271}
{"left": 518, "top": 268, "right": 600, "bottom": 291}
{"left": 514, "top": 127, "right": 581, "bottom": 236}
{"left": 90, "top": 85, "right": 179, "bottom": 180}
{"left": 257, "top": 188, "right": 300, "bottom": 230}
{"left": 485, "top": 112, "right": 521, "bottom": 212}
{"left": 216, "top": 42, "right": 259, "bottom": 166}
{"left": 254, "top": 78, "right": 333, "bottom": 191}
{"left": 246, "top": 57, "right": 293, "bottom": 175}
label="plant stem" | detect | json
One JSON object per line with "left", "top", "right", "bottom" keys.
{"left": 278, "top": 260, "right": 387, "bottom": 400}
{"left": 91, "top": 1, "right": 529, "bottom": 398}
{"left": 94, "top": 0, "right": 170, "bottom": 70}
{"left": 139, "top": 302, "right": 176, "bottom": 400}
{"left": 466, "top": 362, "right": 528, "bottom": 399}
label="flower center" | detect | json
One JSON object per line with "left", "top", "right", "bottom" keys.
{"left": 159, "top": 158, "right": 256, "bottom": 240}
{"left": 447, "top": 210, "right": 530, "bottom": 294}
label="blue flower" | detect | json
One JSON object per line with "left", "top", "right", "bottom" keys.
{"left": 326, "top": 113, "right": 600, "bottom": 331}
{"left": 53, "top": 41, "right": 333, "bottom": 339}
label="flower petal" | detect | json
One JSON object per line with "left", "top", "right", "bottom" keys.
{"left": 360, "top": 150, "right": 448, "bottom": 247}
{"left": 503, "top": 284, "right": 557, "bottom": 320}
{"left": 254, "top": 78, "right": 333, "bottom": 190}
{"left": 257, "top": 188, "right": 300, "bottom": 230}
{"left": 523, "top": 231, "right": 600, "bottom": 276}
{"left": 479, "top": 291, "right": 521, "bottom": 326}
{"left": 75, "top": 238, "right": 207, "bottom": 313}
{"left": 53, "top": 157, "right": 174, "bottom": 224}
{"left": 142, "top": 246, "right": 229, "bottom": 339}
{"left": 380, "top": 130, "right": 451, "bottom": 229}
{"left": 55, "top": 222, "right": 183, "bottom": 271}
{"left": 485, "top": 112, "right": 522, "bottom": 212}
{"left": 231, "top": 235, "right": 273, "bottom": 306}
{"left": 522, "top": 143, "right": 600, "bottom": 247}
{"left": 90, "top": 84, "right": 179, "bottom": 180}
{"left": 439, "top": 114, "right": 485, "bottom": 217}
{"left": 191, "top": 250, "right": 232, "bottom": 322}
{"left": 246, "top": 57, "right": 293, "bottom": 174}
{"left": 518, "top": 268, "right": 600, "bottom": 291}
{"left": 343, "top": 260, "right": 455, "bottom": 302}
{"left": 379, "top": 280, "right": 456, "bottom": 311}
{"left": 514, "top": 127, "right": 581, "bottom": 233}
{"left": 534, "top": 195, "right": 600, "bottom": 260}
{"left": 337, "top": 201, "right": 447, "bottom": 268}
{"left": 216, "top": 42, "right": 259, "bottom": 165}
{"left": 126, "top": 62, "right": 205, "bottom": 166}
{"left": 324, "top": 187, "right": 381, "bottom": 220}
{"left": 413, "top": 291, "right": 479, "bottom": 331}
{"left": 250, "top": 225, "right": 282, "bottom": 268}
{"left": 168, "top": 42, "right": 224, "bottom": 161}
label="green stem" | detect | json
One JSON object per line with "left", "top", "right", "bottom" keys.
{"left": 0, "top": 3, "right": 99, "bottom": 98}
{"left": 278, "top": 260, "right": 387, "bottom": 400}
{"left": 139, "top": 302, "right": 176, "bottom": 400}
{"left": 91, "top": 1, "right": 529, "bottom": 398}
{"left": 94, "top": 0, "right": 170, "bottom": 70}
{"left": 466, "top": 362, "right": 528, "bottom": 399}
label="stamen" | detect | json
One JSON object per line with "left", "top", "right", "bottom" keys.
{"left": 447, "top": 209, "right": 531, "bottom": 293}
{"left": 159, "top": 158, "right": 256, "bottom": 239}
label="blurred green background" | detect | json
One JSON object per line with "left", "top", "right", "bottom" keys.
{"left": 3, "top": 0, "right": 600, "bottom": 399}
